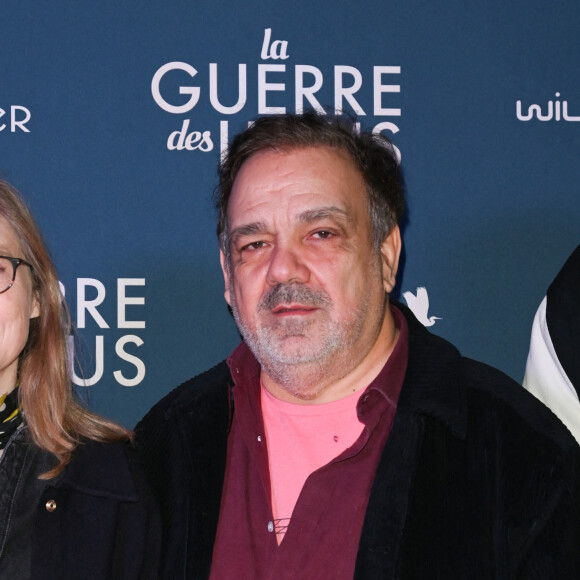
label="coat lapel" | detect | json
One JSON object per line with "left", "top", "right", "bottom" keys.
{"left": 355, "top": 303, "right": 468, "bottom": 578}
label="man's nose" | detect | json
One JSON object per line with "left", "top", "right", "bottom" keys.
{"left": 266, "top": 243, "right": 311, "bottom": 286}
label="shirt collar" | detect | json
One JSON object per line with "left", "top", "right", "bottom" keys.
{"left": 363, "top": 304, "right": 408, "bottom": 408}
{"left": 227, "top": 341, "right": 260, "bottom": 387}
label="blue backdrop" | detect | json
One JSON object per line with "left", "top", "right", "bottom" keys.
{"left": 2, "top": 1, "right": 579, "bottom": 427}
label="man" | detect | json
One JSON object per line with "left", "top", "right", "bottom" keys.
{"left": 523, "top": 244, "right": 580, "bottom": 444}
{"left": 136, "top": 113, "right": 580, "bottom": 579}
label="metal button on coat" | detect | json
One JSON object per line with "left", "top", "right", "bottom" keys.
{"left": 45, "top": 499, "right": 57, "bottom": 512}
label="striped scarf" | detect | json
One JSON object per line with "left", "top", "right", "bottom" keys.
{"left": 0, "top": 388, "right": 22, "bottom": 449}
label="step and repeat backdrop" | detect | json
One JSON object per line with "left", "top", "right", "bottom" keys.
{"left": 2, "top": 1, "right": 579, "bottom": 427}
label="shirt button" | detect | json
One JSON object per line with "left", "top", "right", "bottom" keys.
{"left": 267, "top": 521, "right": 274, "bottom": 532}
{"left": 45, "top": 499, "right": 57, "bottom": 512}
{"left": 257, "top": 435, "right": 262, "bottom": 442}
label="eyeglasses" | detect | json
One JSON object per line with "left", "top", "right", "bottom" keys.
{"left": 0, "top": 256, "right": 34, "bottom": 294}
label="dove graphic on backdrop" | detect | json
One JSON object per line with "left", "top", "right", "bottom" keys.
{"left": 402, "top": 286, "right": 441, "bottom": 327}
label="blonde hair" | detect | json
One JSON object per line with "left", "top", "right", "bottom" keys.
{"left": 0, "top": 178, "right": 130, "bottom": 478}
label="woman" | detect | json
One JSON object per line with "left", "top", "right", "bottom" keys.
{"left": 0, "top": 178, "right": 159, "bottom": 579}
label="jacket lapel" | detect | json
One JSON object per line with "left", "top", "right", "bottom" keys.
{"left": 173, "top": 363, "right": 233, "bottom": 579}
{"left": 355, "top": 303, "right": 467, "bottom": 578}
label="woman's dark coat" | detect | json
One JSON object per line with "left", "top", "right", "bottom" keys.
{"left": 0, "top": 433, "right": 160, "bottom": 580}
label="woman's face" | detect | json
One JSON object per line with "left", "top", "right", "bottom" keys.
{"left": 0, "top": 217, "right": 39, "bottom": 395}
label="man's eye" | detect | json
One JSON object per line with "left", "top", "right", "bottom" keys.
{"left": 241, "top": 241, "right": 266, "bottom": 251}
{"left": 312, "top": 230, "right": 333, "bottom": 239}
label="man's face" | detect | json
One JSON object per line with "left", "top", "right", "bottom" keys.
{"left": 221, "top": 146, "right": 399, "bottom": 400}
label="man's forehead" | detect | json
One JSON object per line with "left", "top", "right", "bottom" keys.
{"left": 232, "top": 146, "right": 362, "bottom": 195}
{"left": 227, "top": 146, "right": 367, "bottom": 230}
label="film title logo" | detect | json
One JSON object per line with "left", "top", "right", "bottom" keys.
{"left": 63, "top": 278, "right": 146, "bottom": 388}
{"left": 151, "top": 28, "right": 402, "bottom": 156}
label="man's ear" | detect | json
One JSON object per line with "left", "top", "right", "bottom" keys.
{"left": 219, "top": 250, "right": 232, "bottom": 306}
{"left": 380, "top": 225, "right": 401, "bottom": 293}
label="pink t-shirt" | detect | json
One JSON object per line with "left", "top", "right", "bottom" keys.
{"left": 261, "top": 384, "right": 364, "bottom": 542}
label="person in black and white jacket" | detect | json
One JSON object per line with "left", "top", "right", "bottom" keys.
{"left": 524, "top": 244, "right": 580, "bottom": 444}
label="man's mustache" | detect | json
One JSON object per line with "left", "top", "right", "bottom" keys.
{"left": 258, "top": 283, "right": 331, "bottom": 312}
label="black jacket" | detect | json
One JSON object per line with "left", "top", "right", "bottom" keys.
{"left": 0, "top": 430, "right": 160, "bottom": 580}
{"left": 136, "top": 304, "right": 580, "bottom": 579}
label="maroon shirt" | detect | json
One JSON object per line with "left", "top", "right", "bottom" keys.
{"left": 210, "top": 306, "right": 409, "bottom": 579}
